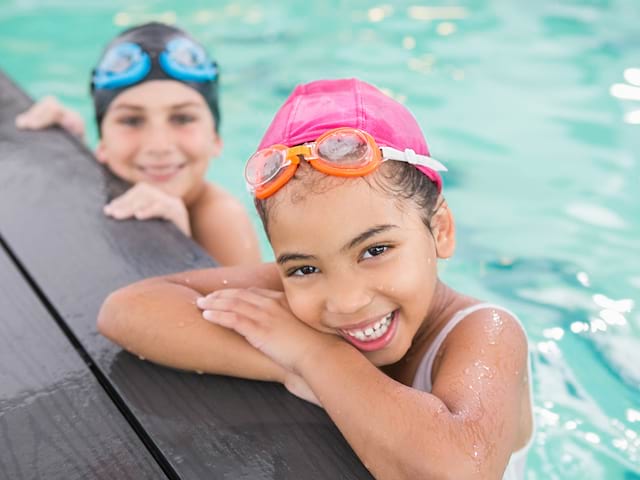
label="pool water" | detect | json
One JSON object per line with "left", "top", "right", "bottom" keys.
{"left": 1, "top": 1, "right": 638, "bottom": 478}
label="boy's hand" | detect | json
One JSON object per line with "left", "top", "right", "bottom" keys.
{"left": 104, "top": 182, "right": 191, "bottom": 236}
{"left": 15, "top": 96, "right": 86, "bottom": 139}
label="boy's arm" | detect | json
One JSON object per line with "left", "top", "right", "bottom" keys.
{"left": 191, "top": 184, "right": 262, "bottom": 266}
{"left": 97, "top": 262, "right": 286, "bottom": 381}
{"left": 15, "top": 96, "right": 86, "bottom": 138}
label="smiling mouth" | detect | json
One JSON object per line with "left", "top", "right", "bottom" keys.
{"left": 339, "top": 310, "right": 398, "bottom": 351}
{"left": 342, "top": 311, "right": 394, "bottom": 341}
{"left": 136, "top": 163, "right": 186, "bottom": 181}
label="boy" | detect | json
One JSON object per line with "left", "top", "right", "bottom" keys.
{"left": 16, "top": 22, "right": 261, "bottom": 266}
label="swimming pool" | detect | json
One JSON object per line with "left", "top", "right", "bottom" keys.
{"left": 1, "top": 1, "right": 638, "bottom": 477}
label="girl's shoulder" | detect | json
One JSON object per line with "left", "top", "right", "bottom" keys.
{"left": 427, "top": 302, "right": 529, "bottom": 392}
{"left": 442, "top": 303, "right": 528, "bottom": 358}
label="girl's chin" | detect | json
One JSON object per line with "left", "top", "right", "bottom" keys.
{"left": 365, "top": 343, "right": 407, "bottom": 367}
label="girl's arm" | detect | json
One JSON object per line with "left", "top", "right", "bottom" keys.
{"left": 201, "top": 290, "right": 529, "bottom": 479}
{"left": 297, "top": 310, "right": 529, "bottom": 480}
{"left": 97, "top": 262, "right": 286, "bottom": 382}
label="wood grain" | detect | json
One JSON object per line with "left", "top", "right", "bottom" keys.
{"left": 0, "top": 247, "right": 165, "bottom": 479}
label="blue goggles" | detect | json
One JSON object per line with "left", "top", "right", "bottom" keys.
{"left": 92, "top": 37, "right": 218, "bottom": 90}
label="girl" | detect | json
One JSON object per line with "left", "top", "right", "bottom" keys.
{"left": 98, "top": 78, "right": 534, "bottom": 479}
{"left": 15, "top": 22, "right": 260, "bottom": 266}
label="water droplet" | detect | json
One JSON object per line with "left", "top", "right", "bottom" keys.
{"left": 138, "top": 355, "right": 145, "bottom": 361}
{"left": 485, "top": 310, "right": 504, "bottom": 344}
{"left": 195, "top": 370, "right": 204, "bottom": 375}
{"left": 222, "top": 279, "right": 228, "bottom": 285}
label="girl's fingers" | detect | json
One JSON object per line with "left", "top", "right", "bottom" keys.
{"left": 201, "top": 296, "right": 268, "bottom": 322}
{"left": 196, "top": 288, "right": 282, "bottom": 311}
{"left": 202, "top": 310, "right": 265, "bottom": 349}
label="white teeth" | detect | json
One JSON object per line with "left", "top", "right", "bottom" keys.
{"left": 344, "top": 312, "right": 394, "bottom": 342}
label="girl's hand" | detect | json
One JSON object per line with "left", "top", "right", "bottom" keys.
{"left": 104, "top": 182, "right": 191, "bottom": 236}
{"left": 15, "top": 96, "right": 86, "bottom": 139}
{"left": 283, "top": 371, "right": 322, "bottom": 407}
{"left": 196, "top": 288, "right": 337, "bottom": 377}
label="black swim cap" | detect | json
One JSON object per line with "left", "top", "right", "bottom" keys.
{"left": 90, "top": 22, "right": 220, "bottom": 133}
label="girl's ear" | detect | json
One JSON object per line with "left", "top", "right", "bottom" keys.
{"left": 430, "top": 199, "right": 456, "bottom": 259}
{"left": 95, "top": 140, "right": 108, "bottom": 164}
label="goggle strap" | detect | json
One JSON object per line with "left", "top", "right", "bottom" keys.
{"left": 380, "top": 147, "right": 448, "bottom": 172}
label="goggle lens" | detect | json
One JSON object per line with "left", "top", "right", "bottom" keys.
{"left": 101, "top": 43, "right": 142, "bottom": 73}
{"left": 316, "top": 130, "right": 370, "bottom": 167}
{"left": 161, "top": 38, "right": 218, "bottom": 82}
{"left": 246, "top": 148, "right": 287, "bottom": 187}
{"left": 92, "top": 38, "right": 217, "bottom": 90}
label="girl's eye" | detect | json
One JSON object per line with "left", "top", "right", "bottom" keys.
{"left": 362, "top": 245, "right": 388, "bottom": 259}
{"left": 118, "top": 116, "right": 143, "bottom": 127}
{"left": 288, "top": 265, "right": 319, "bottom": 277}
{"left": 171, "top": 114, "right": 196, "bottom": 125}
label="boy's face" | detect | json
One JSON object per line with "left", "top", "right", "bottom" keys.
{"left": 96, "top": 80, "right": 221, "bottom": 202}
{"left": 269, "top": 176, "right": 453, "bottom": 367}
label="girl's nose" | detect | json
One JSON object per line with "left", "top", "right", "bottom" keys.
{"left": 324, "top": 272, "right": 372, "bottom": 315}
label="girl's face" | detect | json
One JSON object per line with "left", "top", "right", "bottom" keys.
{"left": 269, "top": 176, "right": 452, "bottom": 366}
{"left": 96, "top": 80, "right": 221, "bottom": 202}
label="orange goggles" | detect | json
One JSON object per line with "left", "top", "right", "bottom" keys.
{"left": 245, "top": 127, "right": 447, "bottom": 199}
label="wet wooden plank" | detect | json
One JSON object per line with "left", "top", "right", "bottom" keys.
{"left": 0, "top": 69, "right": 372, "bottom": 479}
{"left": 0, "top": 247, "right": 166, "bottom": 479}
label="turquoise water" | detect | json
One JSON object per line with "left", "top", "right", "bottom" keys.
{"left": 1, "top": 1, "right": 639, "bottom": 477}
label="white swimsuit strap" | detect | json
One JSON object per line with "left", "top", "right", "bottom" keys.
{"left": 412, "top": 303, "right": 518, "bottom": 392}
{"left": 412, "top": 302, "right": 536, "bottom": 478}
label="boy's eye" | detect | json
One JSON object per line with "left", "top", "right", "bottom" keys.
{"left": 171, "top": 113, "right": 196, "bottom": 125}
{"left": 118, "top": 116, "right": 144, "bottom": 127}
{"left": 288, "top": 265, "right": 319, "bottom": 277}
{"left": 362, "top": 245, "right": 388, "bottom": 259}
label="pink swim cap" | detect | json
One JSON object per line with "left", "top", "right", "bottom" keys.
{"left": 258, "top": 78, "right": 442, "bottom": 192}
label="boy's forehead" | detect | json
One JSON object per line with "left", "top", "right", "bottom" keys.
{"left": 107, "top": 80, "right": 209, "bottom": 110}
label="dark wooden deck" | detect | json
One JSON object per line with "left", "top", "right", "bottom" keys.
{"left": 0, "top": 70, "right": 372, "bottom": 479}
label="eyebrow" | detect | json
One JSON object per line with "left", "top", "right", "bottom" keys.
{"left": 276, "top": 224, "right": 397, "bottom": 265}
{"left": 110, "top": 102, "right": 202, "bottom": 112}
{"left": 169, "top": 102, "right": 203, "bottom": 110}
{"left": 276, "top": 252, "right": 318, "bottom": 265}
{"left": 341, "top": 224, "right": 398, "bottom": 252}
{"left": 110, "top": 104, "right": 144, "bottom": 111}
